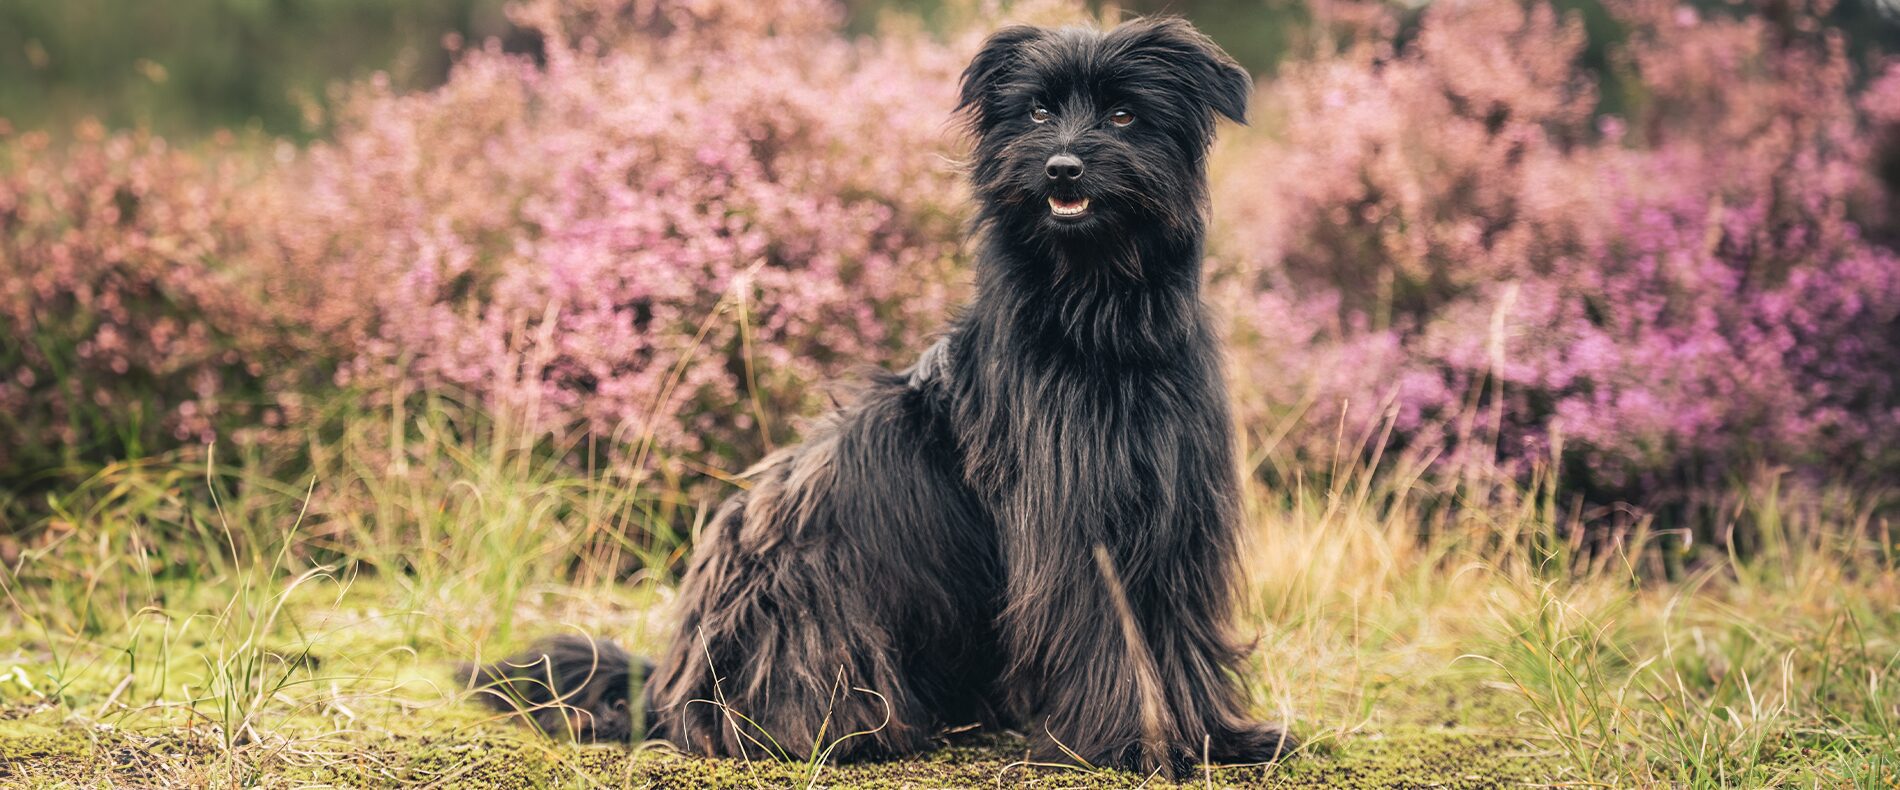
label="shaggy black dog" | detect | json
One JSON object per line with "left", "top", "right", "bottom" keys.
{"left": 468, "top": 16, "right": 1295, "bottom": 777}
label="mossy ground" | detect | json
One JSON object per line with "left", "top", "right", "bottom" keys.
{"left": 0, "top": 710, "right": 1549, "bottom": 788}
{"left": 0, "top": 717, "right": 1550, "bottom": 788}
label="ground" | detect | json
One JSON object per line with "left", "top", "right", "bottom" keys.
{"left": 0, "top": 719, "right": 1549, "bottom": 788}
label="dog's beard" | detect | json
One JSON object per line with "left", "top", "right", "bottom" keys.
{"left": 1043, "top": 223, "right": 1144, "bottom": 284}
{"left": 985, "top": 189, "right": 1147, "bottom": 283}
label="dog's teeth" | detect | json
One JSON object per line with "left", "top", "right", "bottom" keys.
{"left": 1047, "top": 197, "right": 1090, "bottom": 216}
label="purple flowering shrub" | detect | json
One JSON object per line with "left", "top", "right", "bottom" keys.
{"left": 1212, "top": 0, "right": 1900, "bottom": 498}
{"left": 0, "top": 124, "right": 317, "bottom": 478}
{"left": 4, "top": 0, "right": 1898, "bottom": 509}
{"left": 270, "top": 0, "right": 976, "bottom": 462}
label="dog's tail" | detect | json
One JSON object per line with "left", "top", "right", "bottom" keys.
{"left": 460, "top": 634, "right": 651, "bottom": 742}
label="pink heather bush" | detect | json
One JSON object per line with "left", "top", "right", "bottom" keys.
{"left": 267, "top": 0, "right": 977, "bottom": 463}
{"left": 4, "top": 0, "right": 1898, "bottom": 508}
{"left": 0, "top": 124, "right": 317, "bottom": 478}
{"left": 1213, "top": 0, "right": 1900, "bottom": 496}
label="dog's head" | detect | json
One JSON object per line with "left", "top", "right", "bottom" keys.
{"left": 957, "top": 18, "right": 1249, "bottom": 269}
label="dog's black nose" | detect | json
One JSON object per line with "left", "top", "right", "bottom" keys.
{"left": 1045, "top": 154, "right": 1084, "bottom": 182}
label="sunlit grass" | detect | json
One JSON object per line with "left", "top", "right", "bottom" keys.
{"left": 2, "top": 392, "right": 1897, "bottom": 787}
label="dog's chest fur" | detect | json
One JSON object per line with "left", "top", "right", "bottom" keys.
{"left": 939, "top": 257, "right": 1238, "bottom": 563}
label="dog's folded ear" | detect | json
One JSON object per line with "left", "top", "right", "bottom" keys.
{"left": 958, "top": 25, "right": 1048, "bottom": 120}
{"left": 1116, "top": 17, "right": 1252, "bottom": 125}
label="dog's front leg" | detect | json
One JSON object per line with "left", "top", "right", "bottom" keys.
{"left": 993, "top": 508, "right": 1196, "bottom": 777}
{"left": 992, "top": 481, "right": 1293, "bottom": 778}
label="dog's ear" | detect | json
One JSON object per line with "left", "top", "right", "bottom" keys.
{"left": 1117, "top": 17, "right": 1251, "bottom": 125}
{"left": 958, "top": 26, "right": 1048, "bottom": 119}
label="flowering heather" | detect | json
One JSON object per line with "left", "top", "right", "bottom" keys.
{"left": 0, "top": 124, "right": 312, "bottom": 479}
{"left": 4, "top": 0, "right": 1898, "bottom": 506}
{"left": 1212, "top": 0, "right": 1900, "bottom": 496}
{"left": 267, "top": 0, "right": 976, "bottom": 463}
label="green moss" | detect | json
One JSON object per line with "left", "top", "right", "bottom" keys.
{"left": 0, "top": 718, "right": 91, "bottom": 762}
{"left": 0, "top": 709, "right": 1556, "bottom": 789}
{"left": 0, "top": 716, "right": 116, "bottom": 786}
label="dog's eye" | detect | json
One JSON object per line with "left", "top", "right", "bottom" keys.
{"left": 1031, "top": 106, "right": 1052, "bottom": 124}
{"left": 1109, "top": 110, "right": 1135, "bottom": 127}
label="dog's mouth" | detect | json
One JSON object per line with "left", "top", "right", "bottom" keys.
{"left": 1047, "top": 196, "right": 1091, "bottom": 219}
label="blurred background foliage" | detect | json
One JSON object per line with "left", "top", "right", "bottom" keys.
{"left": 5, "top": 0, "right": 1900, "bottom": 547}
{"left": 7, "top": 0, "right": 1896, "bottom": 140}
{"left": 0, "top": 0, "right": 515, "bottom": 138}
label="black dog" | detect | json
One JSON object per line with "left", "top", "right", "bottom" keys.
{"left": 469, "top": 17, "right": 1294, "bottom": 777}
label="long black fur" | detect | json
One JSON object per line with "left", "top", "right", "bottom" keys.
{"left": 467, "top": 17, "right": 1295, "bottom": 777}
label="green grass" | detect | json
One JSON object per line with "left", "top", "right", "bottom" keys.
{"left": 3, "top": 395, "right": 1898, "bottom": 787}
